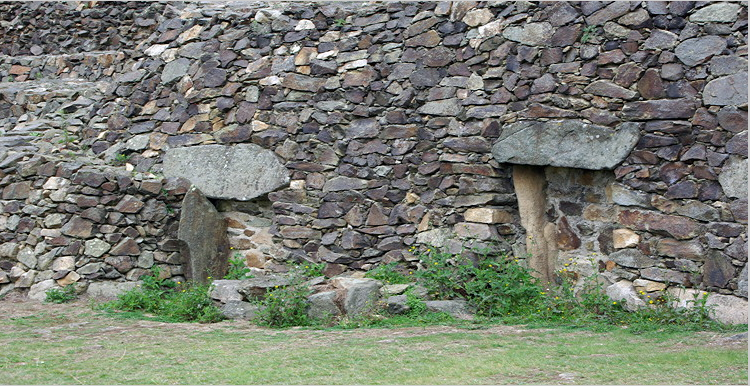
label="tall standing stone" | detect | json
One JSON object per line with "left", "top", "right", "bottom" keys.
{"left": 178, "top": 187, "right": 230, "bottom": 283}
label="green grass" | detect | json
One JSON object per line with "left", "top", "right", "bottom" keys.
{"left": 0, "top": 305, "right": 746, "bottom": 384}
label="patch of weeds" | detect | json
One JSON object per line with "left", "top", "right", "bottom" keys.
{"left": 224, "top": 252, "right": 253, "bottom": 280}
{"left": 295, "top": 262, "right": 325, "bottom": 278}
{"left": 580, "top": 24, "right": 598, "bottom": 43}
{"left": 413, "top": 244, "right": 545, "bottom": 318}
{"left": 410, "top": 242, "right": 741, "bottom": 334}
{"left": 333, "top": 18, "right": 347, "bottom": 27}
{"left": 45, "top": 285, "right": 78, "bottom": 304}
{"left": 99, "top": 266, "right": 223, "bottom": 323}
{"left": 364, "top": 262, "right": 413, "bottom": 285}
{"left": 254, "top": 275, "right": 313, "bottom": 328}
{"left": 111, "top": 153, "right": 130, "bottom": 166}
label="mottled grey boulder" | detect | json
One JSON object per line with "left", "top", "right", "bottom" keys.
{"left": 178, "top": 187, "right": 230, "bottom": 283}
{"left": 87, "top": 281, "right": 139, "bottom": 299}
{"left": 675, "top": 36, "right": 726, "bottom": 66}
{"left": 331, "top": 277, "right": 383, "bottom": 316}
{"left": 718, "top": 156, "right": 748, "bottom": 199}
{"left": 689, "top": 2, "right": 743, "bottom": 23}
{"left": 164, "top": 144, "right": 290, "bottom": 201}
{"left": 385, "top": 295, "right": 410, "bottom": 314}
{"left": 502, "top": 22, "right": 553, "bottom": 46}
{"left": 28, "top": 279, "right": 59, "bottom": 301}
{"left": 210, "top": 280, "right": 243, "bottom": 303}
{"left": 307, "top": 291, "right": 341, "bottom": 319}
{"left": 605, "top": 280, "right": 646, "bottom": 312}
{"left": 425, "top": 300, "right": 473, "bottom": 318}
{"left": 237, "top": 274, "right": 291, "bottom": 300}
{"left": 161, "top": 58, "right": 190, "bottom": 85}
{"left": 705, "top": 294, "right": 748, "bottom": 325}
{"left": 221, "top": 300, "right": 260, "bottom": 320}
{"left": 703, "top": 72, "right": 748, "bottom": 106}
{"left": 491, "top": 120, "right": 640, "bottom": 170}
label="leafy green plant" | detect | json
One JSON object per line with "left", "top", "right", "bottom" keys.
{"left": 295, "top": 262, "right": 325, "bottom": 278}
{"left": 101, "top": 267, "right": 222, "bottom": 323}
{"left": 333, "top": 18, "right": 347, "bottom": 27}
{"left": 581, "top": 24, "right": 598, "bottom": 43}
{"left": 254, "top": 276, "right": 312, "bottom": 328}
{"left": 45, "top": 285, "right": 77, "bottom": 304}
{"left": 111, "top": 153, "right": 130, "bottom": 166}
{"left": 413, "top": 244, "right": 545, "bottom": 317}
{"left": 364, "top": 262, "right": 413, "bottom": 284}
{"left": 224, "top": 252, "right": 253, "bottom": 280}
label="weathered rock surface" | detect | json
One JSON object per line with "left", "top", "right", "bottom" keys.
{"left": 178, "top": 187, "right": 229, "bottom": 283}
{"left": 719, "top": 156, "right": 748, "bottom": 199}
{"left": 87, "top": 281, "right": 139, "bottom": 299}
{"left": 164, "top": 144, "right": 290, "bottom": 201}
{"left": 492, "top": 120, "right": 640, "bottom": 170}
{"left": 703, "top": 72, "right": 748, "bottom": 106}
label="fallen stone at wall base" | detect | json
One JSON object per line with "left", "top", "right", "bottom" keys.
{"left": 667, "top": 288, "right": 748, "bottom": 325}
{"left": 86, "top": 281, "right": 139, "bottom": 299}
{"left": 237, "top": 274, "right": 291, "bottom": 301}
{"left": 331, "top": 277, "right": 383, "bottom": 316}
{"left": 178, "top": 186, "right": 230, "bottom": 283}
{"left": 605, "top": 280, "right": 646, "bottom": 311}
{"left": 27, "top": 279, "right": 59, "bottom": 301}
{"left": 210, "top": 279, "right": 243, "bottom": 303}
{"left": 491, "top": 120, "right": 640, "bottom": 170}
{"left": 220, "top": 300, "right": 260, "bottom": 320}
{"left": 307, "top": 291, "right": 341, "bottom": 319}
{"left": 425, "top": 300, "right": 473, "bottom": 319}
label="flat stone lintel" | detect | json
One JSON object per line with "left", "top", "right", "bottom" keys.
{"left": 491, "top": 120, "right": 641, "bottom": 170}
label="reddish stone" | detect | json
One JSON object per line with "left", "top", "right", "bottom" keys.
{"left": 2, "top": 182, "right": 31, "bottom": 200}
{"left": 114, "top": 195, "right": 145, "bottom": 213}
{"left": 597, "top": 49, "right": 625, "bottom": 65}
{"left": 730, "top": 198, "right": 747, "bottom": 224}
{"left": 520, "top": 103, "right": 577, "bottom": 118}
{"left": 110, "top": 238, "right": 141, "bottom": 256}
{"left": 60, "top": 217, "right": 94, "bottom": 239}
{"left": 702, "top": 251, "right": 735, "bottom": 288}
{"left": 557, "top": 217, "right": 581, "bottom": 251}
{"left": 656, "top": 238, "right": 704, "bottom": 260}
{"left": 9, "top": 65, "right": 30, "bottom": 75}
{"left": 76, "top": 196, "right": 99, "bottom": 208}
{"left": 105, "top": 255, "right": 135, "bottom": 273}
{"left": 659, "top": 162, "right": 690, "bottom": 184}
{"left": 366, "top": 204, "right": 389, "bottom": 226}
{"left": 717, "top": 106, "right": 748, "bottom": 133}
{"left": 619, "top": 209, "right": 701, "bottom": 240}
{"left": 637, "top": 69, "right": 666, "bottom": 99}
{"left": 614, "top": 63, "right": 644, "bottom": 87}
{"left": 622, "top": 99, "right": 696, "bottom": 120}
{"left": 664, "top": 180, "right": 698, "bottom": 199}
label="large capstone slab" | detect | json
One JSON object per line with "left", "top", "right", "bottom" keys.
{"left": 163, "top": 144, "right": 290, "bottom": 201}
{"left": 491, "top": 120, "right": 640, "bottom": 170}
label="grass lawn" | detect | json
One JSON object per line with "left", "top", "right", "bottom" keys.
{"left": 0, "top": 299, "right": 747, "bottom": 385}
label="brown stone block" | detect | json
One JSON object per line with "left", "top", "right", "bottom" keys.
{"left": 618, "top": 209, "right": 702, "bottom": 240}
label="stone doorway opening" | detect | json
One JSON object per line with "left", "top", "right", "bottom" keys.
{"left": 494, "top": 119, "right": 641, "bottom": 286}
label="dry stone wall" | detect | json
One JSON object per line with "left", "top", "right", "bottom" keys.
{"left": 0, "top": 1, "right": 747, "bottom": 315}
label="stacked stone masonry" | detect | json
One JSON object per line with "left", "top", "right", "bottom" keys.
{"left": 0, "top": 1, "right": 746, "bottom": 315}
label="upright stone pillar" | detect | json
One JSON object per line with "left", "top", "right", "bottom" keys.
{"left": 178, "top": 186, "right": 230, "bottom": 283}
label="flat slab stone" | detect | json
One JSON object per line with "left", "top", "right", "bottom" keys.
{"left": 164, "top": 144, "right": 290, "bottom": 201}
{"left": 491, "top": 120, "right": 640, "bottom": 170}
